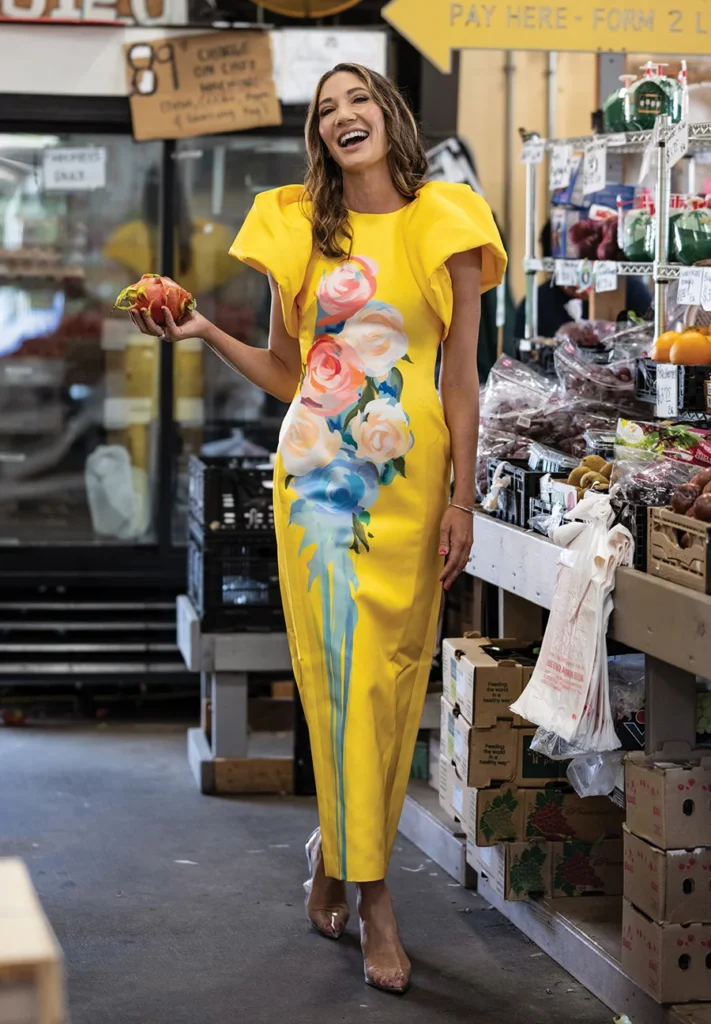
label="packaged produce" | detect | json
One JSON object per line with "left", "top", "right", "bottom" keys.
{"left": 554, "top": 338, "right": 640, "bottom": 406}
{"left": 114, "top": 274, "right": 195, "bottom": 327}
{"left": 480, "top": 356, "right": 558, "bottom": 432}
{"left": 476, "top": 425, "right": 531, "bottom": 498}
{"left": 610, "top": 449, "right": 696, "bottom": 506}
{"left": 554, "top": 319, "right": 620, "bottom": 350}
{"left": 569, "top": 216, "right": 624, "bottom": 262}
{"left": 670, "top": 205, "right": 711, "bottom": 265}
{"left": 621, "top": 202, "right": 655, "bottom": 262}
{"left": 616, "top": 419, "right": 711, "bottom": 466}
{"left": 584, "top": 428, "right": 616, "bottom": 460}
{"left": 527, "top": 442, "right": 580, "bottom": 474}
{"left": 625, "top": 61, "right": 683, "bottom": 131}
{"left": 603, "top": 74, "right": 637, "bottom": 133}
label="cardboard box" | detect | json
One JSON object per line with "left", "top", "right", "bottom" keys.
{"left": 470, "top": 785, "right": 625, "bottom": 847}
{"left": 623, "top": 825, "right": 711, "bottom": 925}
{"left": 454, "top": 715, "right": 567, "bottom": 789}
{"left": 470, "top": 839, "right": 552, "bottom": 901}
{"left": 467, "top": 837, "right": 622, "bottom": 901}
{"left": 626, "top": 751, "right": 711, "bottom": 850}
{"left": 0, "top": 857, "right": 66, "bottom": 1024}
{"left": 551, "top": 839, "right": 623, "bottom": 897}
{"left": 440, "top": 696, "right": 456, "bottom": 763}
{"left": 439, "top": 755, "right": 476, "bottom": 830}
{"left": 622, "top": 899, "right": 711, "bottom": 1004}
{"left": 441, "top": 635, "right": 527, "bottom": 727}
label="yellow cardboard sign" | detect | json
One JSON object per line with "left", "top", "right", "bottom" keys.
{"left": 383, "top": 0, "right": 711, "bottom": 73}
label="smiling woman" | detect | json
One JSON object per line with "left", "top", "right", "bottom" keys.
{"left": 128, "top": 60, "right": 506, "bottom": 997}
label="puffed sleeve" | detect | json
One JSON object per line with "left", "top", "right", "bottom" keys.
{"left": 229, "top": 184, "right": 313, "bottom": 338}
{"left": 406, "top": 181, "right": 508, "bottom": 339}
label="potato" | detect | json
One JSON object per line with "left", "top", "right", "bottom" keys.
{"left": 671, "top": 482, "right": 701, "bottom": 515}
{"left": 567, "top": 466, "right": 586, "bottom": 486}
{"left": 580, "top": 471, "right": 607, "bottom": 489}
{"left": 693, "top": 493, "right": 711, "bottom": 522}
{"left": 692, "top": 469, "right": 711, "bottom": 489}
{"left": 581, "top": 455, "right": 606, "bottom": 472}
{"left": 600, "top": 462, "right": 614, "bottom": 480}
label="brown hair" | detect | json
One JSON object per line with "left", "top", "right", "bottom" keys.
{"left": 303, "top": 63, "right": 428, "bottom": 260}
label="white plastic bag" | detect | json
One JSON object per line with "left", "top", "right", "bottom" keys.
{"left": 510, "top": 492, "right": 632, "bottom": 752}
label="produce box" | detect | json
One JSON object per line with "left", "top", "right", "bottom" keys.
{"left": 648, "top": 506, "right": 711, "bottom": 595}
{"left": 0, "top": 858, "right": 66, "bottom": 1024}
{"left": 438, "top": 754, "right": 472, "bottom": 829}
{"left": 485, "top": 459, "right": 561, "bottom": 529}
{"left": 468, "top": 838, "right": 622, "bottom": 901}
{"left": 441, "top": 635, "right": 529, "bottom": 727}
{"left": 626, "top": 751, "right": 711, "bottom": 849}
{"left": 452, "top": 712, "right": 566, "bottom": 789}
{"left": 635, "top": 358, "right": 711, "bottom": 418}
{"left": 469, "top": 785, "right": 625, "bottom": 848}
{"left": 611, "top": 499, "right": 649, "bottom": 573}
{"left": 623, "top": 825, "right": 711, "bottom": 925}
{"left": 622, "top": 899, "right": 711, "bottom": 1004}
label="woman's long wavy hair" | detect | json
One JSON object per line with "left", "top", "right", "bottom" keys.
{"left": 303, "top": 63, "right": 428, "bottom": 260}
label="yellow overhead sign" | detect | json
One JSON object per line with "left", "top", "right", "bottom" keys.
{"left": 382, "top": 0, "right": 711, "bottom": 73}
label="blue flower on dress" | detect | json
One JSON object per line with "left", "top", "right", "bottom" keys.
{"left": 293, "top": 456, "right": 379, "bottom": 523}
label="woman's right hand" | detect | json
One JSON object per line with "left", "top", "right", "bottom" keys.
{"left": 129, "top": 306, "right": 213, "bottom": 343}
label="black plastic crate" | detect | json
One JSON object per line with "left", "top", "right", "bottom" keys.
{"left": 188, "top": 454, "right": 274, "bottom": 535}
{"left": 187, "top": 522, "right": 284, "bottom": 633}
{"left": 486, "top": 458, "right": 551, "bottom": 528}
{"left": 635, "top": 358, "right": 711, "bottom": 417}
{"left": 611, "top": 499, "right": 648, "bottom": 572}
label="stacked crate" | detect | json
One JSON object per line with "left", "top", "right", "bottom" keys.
{"left": 439, "top": 635, "right": 625, "bottom": 902}
{"left": 622, "top": 752, "right": 711, "bottom": 1004}
{"left": 187, "top": 454, "right": 283, "bottom": 633}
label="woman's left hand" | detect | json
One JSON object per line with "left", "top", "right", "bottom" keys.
{"left": 438, "top": 505, "right": 474, "bottom": 591}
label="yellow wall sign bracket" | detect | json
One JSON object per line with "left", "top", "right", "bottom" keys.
{"left": 382, "top": 0, "right": 711, "bottom": 73}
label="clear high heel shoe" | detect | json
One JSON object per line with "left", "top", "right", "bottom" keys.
{"left": 358, "top": 891, "right": 411, "bottom": 994}
{"left": 304, "top": 828, "right": 349, "bottom": 940}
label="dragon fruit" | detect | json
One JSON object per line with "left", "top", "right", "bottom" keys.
{"left": 114, "top": 274, "right": 195, "bottom": 327}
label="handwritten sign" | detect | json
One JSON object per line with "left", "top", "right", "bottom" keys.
{"left": 583, "top": 138, "right": 607, "bottom": 195}
{"left": 271, "top": 29, "right": 387, "bottom": 105}
{"left": 125, "top": 30, "right": 281, "bottom": 143}
{"left": 666, "top": 119, "right": 690, "bottom": 170}
{"left": 43, "top": 146, "right": 106, "bottom": 191}
{"left": 383, "top": 0, "right": 711, "bottom": 75}
{"left": 656, "top": 364, "right": 679, "bottom": 418}
{"left": 555, "top": 260, "right": 581, "bottom": 288}
{"left": 677, "top": 266, "right": 703, "bottom": 306}
{"left": 701, "top": 268, "right": 711, "bottom": 312}
{"left": 549, "top": 144, "right": 573, "bottom": 190}
{"left": 521, "top": 138, "right": 545, "bottom": 165}
{"left": 594, "top": 261, "right": 618, "bottom": 293}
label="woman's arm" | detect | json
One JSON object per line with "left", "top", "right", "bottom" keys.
{"left": 438, "top": 247, "right": 483, "bottom": 590}
{"left": 130, "top": 272, "right": 301, "bottom": 404}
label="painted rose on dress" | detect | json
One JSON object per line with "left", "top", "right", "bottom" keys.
{"left": 316, "top": 255, "right": 378, "bottom": 327}
{"left": 300, "top": 335, "right": 366, "bottom": 416}
{"left": 279, "top": 401, "right": 343, "bottom": 477}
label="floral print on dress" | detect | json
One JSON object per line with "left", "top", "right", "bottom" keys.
{"left": 277, "top": 256, "right": 414, "bottom": 878}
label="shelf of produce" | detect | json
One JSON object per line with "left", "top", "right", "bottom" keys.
{"left": 524, "top": 257, "right": 685, "bottom": 282}
{"left": 543, "top": 121, "right": 711, "bottom": 154}
{"left": 468, "top": 511, "right": 711, "bottom": 675}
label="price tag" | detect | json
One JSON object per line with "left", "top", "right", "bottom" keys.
{"left": 656, "top": 364, "right": 679, "bottom": 418}
{"left": 701, "top": 268, "right": 711, "bottom": 312}
{"left": 595, "top": 261, "right": 619, "bottom": 293}
{"left": 521, "top": 138, "right": 545, "bottom": 164}
{"left": 583, "top": 138, "right": 607, "bottom": 195}
{"left": 606, "top": 133, "right": 628, "bottom": 147}
{"left": 549, "top": 144, "right": 573, "bottom": 190}
{"left": 555, "top": 260, "right": 581, "bottom": 287}
{"left": 666, "top": 119, "right": 689, "bottom": 170}
{"left": 677, "top": 266, "right": 703, "bottom": 305}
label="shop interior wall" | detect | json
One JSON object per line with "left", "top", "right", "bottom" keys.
{"left": 457, "top": 50, "right": 598, "bottom": 301}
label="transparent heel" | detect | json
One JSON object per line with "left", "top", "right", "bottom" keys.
{"left": 304, "top": 828, "right": 349, "bottom": 940}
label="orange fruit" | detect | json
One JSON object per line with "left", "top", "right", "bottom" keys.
{"left": 651, "top": 331, "right": 680, "bottom": 362}
{"left": 669, "top": 330, "right": 711, "bottom": 365}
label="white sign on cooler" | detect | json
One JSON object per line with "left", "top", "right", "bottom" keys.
{"left": 43, "top": 147, "right": 107, "bottom": 192}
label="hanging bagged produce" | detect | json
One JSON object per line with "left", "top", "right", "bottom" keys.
{"left": 625, "top": 62, "right": 683, "bottom": 132}
{"left": 510, "top": 492, "right": 632, "bottom": 752}
{"left": 602, "top": 75, "right": 637, "bottom": 134}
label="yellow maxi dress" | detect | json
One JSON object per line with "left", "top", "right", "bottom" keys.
{"left": 231, "top": 181, "right": 506, "bottom": 881}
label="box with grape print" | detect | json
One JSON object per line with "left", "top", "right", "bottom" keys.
{"left": 551, "top": 839, "right": 623, "bottom": 897}
{"left": 469, "top": 785, "right": 625, "bottom": 848}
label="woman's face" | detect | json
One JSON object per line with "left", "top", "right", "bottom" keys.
{"left": 317, "top": 71, "right": 389, "bottom": 173}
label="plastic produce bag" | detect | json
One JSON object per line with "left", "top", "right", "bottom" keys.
{"left": 566, "top": 751, "right": 624, "bottom": 798}
{"left": 85, "top": 445, "right": 149, "bottom": 540}
{"left": 510, "top": 492, "right": 632, "bottom": 751}
{"left": 480, "top": 355, "right": 558, "bottom": 433}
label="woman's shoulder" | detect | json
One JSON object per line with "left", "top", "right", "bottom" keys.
{"left": 413, "top": 180, "right": 495, "bottom": 223}
{"left": 250, "top": 184, "right": 311, "bottom": 224}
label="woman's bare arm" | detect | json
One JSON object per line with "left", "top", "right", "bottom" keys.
{"left": 130, "top": 272, "right": 301, "bottom": 404}
{"left": 438, "top": 247, "right": 483, "bottom": 589}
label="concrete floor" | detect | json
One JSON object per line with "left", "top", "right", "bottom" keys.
{"left": 0, "top": 724, "right": 611, "bottom": 1024}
